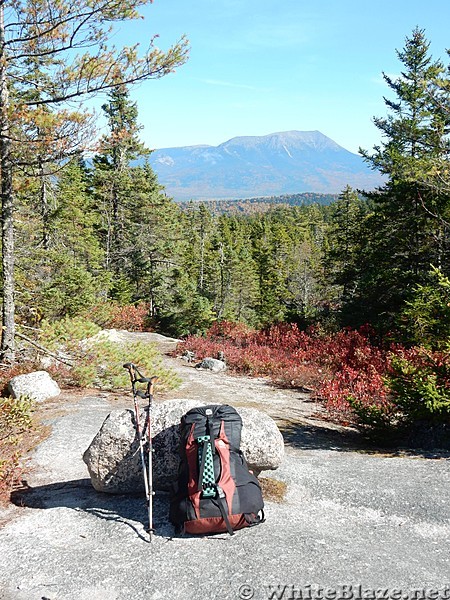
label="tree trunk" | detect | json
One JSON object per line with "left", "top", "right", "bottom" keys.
{"left": 39, "top": 161, "right": 50, "bottom": 250}
{"left": 0, "top": 3, "right": 15, "bottom": 362}
{"left": 0, "top": 148, "right": 15, "bottom": 363}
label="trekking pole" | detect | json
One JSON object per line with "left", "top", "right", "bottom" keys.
{"left": 144, "top": 374, "right": 158, "bottom": 542}
{"left": 123, "top": 363, "right": 158, "bottom": 541}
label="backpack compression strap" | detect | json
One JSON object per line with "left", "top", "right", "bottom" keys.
{"left": 197, "top": 413, "right": 217, "bottom": 497}
{"left": 197, "top": 435, "right": 216, "bottom": 497}
{"left": 213, "top": 487, "right": 235, "bottom": 536}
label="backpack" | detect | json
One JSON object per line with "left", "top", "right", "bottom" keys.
{"left": 170, "top": 404, "right": 265, "bottom": 536}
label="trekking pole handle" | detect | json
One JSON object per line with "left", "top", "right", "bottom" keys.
{"left": 123, "top": 362, "right": 137, "bottom": 383}
{"left": 123, "top": 363, "right": 158, "bottom": 385}
{"left": 124, "top": 363, "right": 158, "bottom": 397}
{"left": 148, "top": 376, "right": 159, "bottom": 398}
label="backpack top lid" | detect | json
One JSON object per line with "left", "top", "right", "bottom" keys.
{"left": 181, "top": 404, "right": 242, "bottom": 449}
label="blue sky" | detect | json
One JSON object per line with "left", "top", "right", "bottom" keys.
{"left": 108, "top": 0, "right": 450, "bottom": 154}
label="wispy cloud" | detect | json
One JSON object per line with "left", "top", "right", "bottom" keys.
{"left": 245, "top": 21, "right": 312, "bottom": 50}
{"left": 199, "top": 78, "right": 271, "bottom": 92}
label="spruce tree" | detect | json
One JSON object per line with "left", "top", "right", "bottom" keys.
{"left": 207, "top": 215, "right": 258, "bottom": 323}
{"left": 92, "top": 87, "right": 185, "bottom": 311}
{"left": 359, "top": 28, "right": 450, "bottom": 330}
{"left": 324, "top": 186, "right": 371, "bottom": 324}
{"left": 93, "top": 84, "right": 150, "bottom": 275}
{"left": 123, "top": 162, "right": 184, "bottom": 317}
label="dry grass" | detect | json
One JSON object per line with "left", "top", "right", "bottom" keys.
{"left": 259, "top": 476, "right": 288, "bottom": 503}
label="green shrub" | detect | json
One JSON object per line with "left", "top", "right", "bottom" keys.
{"left": 387, "top": 348, "right": 450, "bottom": 426}
{"left": 72, "top": 339, "right": 181, "bottom": 390}
{"left": 39, "top": 317, "right": 180, "bottom": 391}
{"left": 401, "top": 266, "right": 450, "bottom": 350}
{"left": 39, "top": 316, "right": 101, "bottom": 350}
{"left": 347, "top": 396, "right": 397, "bottom": 435}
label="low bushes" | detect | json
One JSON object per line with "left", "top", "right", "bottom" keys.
{"left": 85, "top": 301, "right": 151, "bottom": 331}
{"left": 179, "top": 321, "right": 450, "bottom": 439}
{"left": 180, "top": 321, "right": 325, "bottom": 389}
{"left": 388, "top": 347, "right": 450, "bottom": 425}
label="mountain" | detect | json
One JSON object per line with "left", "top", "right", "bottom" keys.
{"left": 148, "top": 130, "right": 383, "bottom": 201}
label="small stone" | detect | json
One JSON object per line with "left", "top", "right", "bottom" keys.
{"left": 195, "top": 358, "right": 227, "bottom": 373}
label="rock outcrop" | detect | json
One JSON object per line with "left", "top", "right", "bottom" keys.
{"left": 83, "top": 399, "right": 284, "bottom": 493}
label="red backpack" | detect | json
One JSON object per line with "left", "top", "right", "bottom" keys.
{"left": 170, "top": 404, "right": 265, "bottom": 535}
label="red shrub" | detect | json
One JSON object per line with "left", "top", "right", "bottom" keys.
{"left": 181, "top": 321, "right": 450, "bottom": 431}
{"left": 319, "top": 364, "right": 392, "bottom": 425}
{"left": 89, "top": 302, "right": 151, "bottom": 331}
{"left": 179, "top": 321, "right": 404, "bottom": 426}
{"left": 207, "top": 320, "right": 254, "bottom": 342}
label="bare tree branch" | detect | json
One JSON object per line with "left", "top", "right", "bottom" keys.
{"left": 15, "top": 330, "right": 74, "bottom": 366}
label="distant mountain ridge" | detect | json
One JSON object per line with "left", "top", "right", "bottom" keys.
{"left": 148, "top": 130, "right": 383, "bottom": 201}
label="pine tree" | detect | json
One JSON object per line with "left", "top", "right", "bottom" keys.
{"left": 0, "top": 1, "right": 188, "bottom": 361}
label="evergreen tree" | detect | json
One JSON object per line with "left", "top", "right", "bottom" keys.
{"left": 251, "top": 214, "right": 290, "bottom": 325}
{"left": 123, "top": 163, "right": 185, "bottom": 317}
{"left": 294, "top": 204, "right": 329, "bottom": 324}
{"left": 248, "top": 206, "right": 325, "bottom": 326}
{"left": 92, "top": 88, "right": 185, "bottom": 312}
{"left": 53, "top": 159, "right": 104, "bottom": 271}
{"left": 359, "top": 28, "right": 450, "bottom": 331}
{"left": 182, "top": 202, "right": 215, "bottom": 294}
{"left": 229, "top": 234, "right": 259, "bottom": 325}
{"left": 156, "top": 202, "right": 217, "bottom": 334}
{"left": 324, "top": 186, "right": 371, "bottom": 324}
{"left": 14, "top": 159, "right": 106, "bottom": 321}
{"left": 93, "top": 84, "right": 150, "bottom": 274}
{"left": 206, "top": 215, "right": 258, "bottom": 323}
{"left": 0, "top": 1, "right": 188, "bottom": 361}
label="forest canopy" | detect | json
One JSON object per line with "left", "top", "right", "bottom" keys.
{"left": 0, "top": 23, "right": 449, "bottom": 442}
{"left": 1, "top": 26, "right": 449, "bottom": 345}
